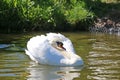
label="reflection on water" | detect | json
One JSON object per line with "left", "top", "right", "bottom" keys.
{"left": 0, "top": 52, "right": 29, "bottom": 80}
{"left": 87, "top": 33, "right": 120, "bottom": 80}
{"left": 0, "top": 44, "right": 11, "bottom": 49}
{"left": 27, "top": 62, "right": 83, "bottom": 80}
{"left": 0, "top": 32, "right": 120, "bottom": 80}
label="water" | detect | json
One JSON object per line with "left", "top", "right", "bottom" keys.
{"left": 0, "top": 32, "right": 120, "bottom": 80}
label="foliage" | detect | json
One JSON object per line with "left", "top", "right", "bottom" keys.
{"left": 65, "top": 1, "right": 93, "bottom": 24}
{"left": 0, "top": 0, "right": 94, "bottom": 32}
{"left": 0, "top": 0, "right": 119, "bottom": 33}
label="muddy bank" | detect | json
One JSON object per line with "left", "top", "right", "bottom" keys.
{"left": 89, "top": 11, "right": 120, "bottom": 34}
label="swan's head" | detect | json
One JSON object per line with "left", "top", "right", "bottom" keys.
{"left": 56, "top": 41, "right": 66, "bottom": 50}
{"left": 47, "top": 33, "right": 75, "bottom": 53}
{"left": 49, "top": 39, "right": 66, "bottom": 51}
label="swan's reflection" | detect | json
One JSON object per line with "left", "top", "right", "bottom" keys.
{"left": 27, "top": 62, "right": 83, "bottom": 80}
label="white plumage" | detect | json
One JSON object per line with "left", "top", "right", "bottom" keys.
{"left": 25, "top": 33, "right": 83, "bottom": 66}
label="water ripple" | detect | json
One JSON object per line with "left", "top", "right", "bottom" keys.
{"left": 87, "top": 39, "right": 120, "bottom": 80}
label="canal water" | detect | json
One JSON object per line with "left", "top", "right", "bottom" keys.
{"left": 0, "top": 32, "right": 120, "bottom": 80}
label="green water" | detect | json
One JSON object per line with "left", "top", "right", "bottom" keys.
{"left": 0, "top": 32, "right": 120, "bottom": 80}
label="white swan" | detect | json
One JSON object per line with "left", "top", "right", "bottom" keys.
{"left": 25, "top": 33, "right": 83, "bottom": 66}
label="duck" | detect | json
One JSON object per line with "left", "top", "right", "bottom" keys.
{"left": 25, "top": 33, "right": 83, "bottom": 66}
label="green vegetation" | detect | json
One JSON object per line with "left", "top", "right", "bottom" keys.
{"left": 0, "top": 0, "right": 120, "bottom": 33}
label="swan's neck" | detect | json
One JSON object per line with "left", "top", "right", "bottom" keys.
{"left": 54, "top": 46, "right": 71, "bottom": 59}
{"left": 60, "top": 50, "right": 71, "bottom": 59}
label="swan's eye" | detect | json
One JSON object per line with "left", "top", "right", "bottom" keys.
{"left": 56, "top": 41, "right": 60, "bottom": 45}
{"left": 56, "top": 41, "right": 63, "bottom": 46}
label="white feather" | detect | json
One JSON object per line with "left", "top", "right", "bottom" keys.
{"left": 25, "top": 33, "right": 83, "bottom": 66}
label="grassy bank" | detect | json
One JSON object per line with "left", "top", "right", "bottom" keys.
{"left": 0, "top": 0, "right": 120, "bottom": 33}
